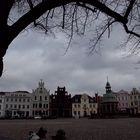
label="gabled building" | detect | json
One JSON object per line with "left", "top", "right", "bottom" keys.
{"left": 50, "top": 87, "right": 72, "bottom": 118}
{"left": 72, "top": 94, "right": 98, "bottom": 117}
{"left": 31, "top": 80, "right": 50, "bottom": 117}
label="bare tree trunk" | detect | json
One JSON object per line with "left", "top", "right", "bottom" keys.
{"left": 0, "top": 28, "right": 12, "bottom": 77}
{"left": 0, "top": 0, "right": 15, "bottom": 76}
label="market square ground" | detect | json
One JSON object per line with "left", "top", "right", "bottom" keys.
{"left": 0, "top": 118, "right": 140, "bottom": 140}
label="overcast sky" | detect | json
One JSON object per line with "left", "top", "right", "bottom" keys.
{"left": 0, "top": 24, "right": 140, "bottom": 96}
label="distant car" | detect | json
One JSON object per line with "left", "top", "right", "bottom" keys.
{"left": 34, "top": 116, "right": 41, "bottom": 119}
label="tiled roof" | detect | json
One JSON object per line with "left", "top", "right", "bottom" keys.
{"left": 0, "top": 92, "right": 5, "bottom": 95}
{"left": 15, "top": 91, "right": 29, "bottom": 93}
{"left": 72, "top": 95, "right": 82, "bottom": 103}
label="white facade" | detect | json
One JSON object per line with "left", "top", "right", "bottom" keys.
{"left": 0, "top": 92, "right": 5, "bottom": 117}
{"left": 72, "top": 94, "right": 98, "bottom": 117}
{"left": 5, "top": 91, "right": 32, "bottom": 118}
{"left": 31, "top": 80, "right": 50, "bottom": 117}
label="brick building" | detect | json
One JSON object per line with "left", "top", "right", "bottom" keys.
{"left": 50, "top": 87, "right": 72, "bottom": 118}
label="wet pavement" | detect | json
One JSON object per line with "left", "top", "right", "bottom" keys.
{"left": 0, "top": 136, "right": 15, "bottom": 140}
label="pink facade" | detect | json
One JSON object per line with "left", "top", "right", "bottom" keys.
{"left": 115, "top": 90, "right": 130, "bottom": 112}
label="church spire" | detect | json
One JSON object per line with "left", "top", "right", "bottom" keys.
{"left": 105, "top": 77, "right": 111, "bottom": 93}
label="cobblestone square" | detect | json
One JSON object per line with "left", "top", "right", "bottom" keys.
{"left": 0, "top": 118, "right": 140, "bottom": 140}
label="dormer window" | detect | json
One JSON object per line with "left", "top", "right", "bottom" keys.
{"left": 75, "top": 99, "right": 78, "bottom": 102}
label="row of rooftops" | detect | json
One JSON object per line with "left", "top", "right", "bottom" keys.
{"left": 0, "top": 81, "right": 139, "bottom": 99}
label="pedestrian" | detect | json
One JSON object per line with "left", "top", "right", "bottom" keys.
{"left": 28, "top": 131, "right": 40, "bottom": 140}
{"left": 28, "top": 127, "right": 47, "bottom": 140}
{"left": 51, "top": 129, "right": 66, "bottom": 140}
{"left": 37, "top": 127, "right": 47, "bottom": 140}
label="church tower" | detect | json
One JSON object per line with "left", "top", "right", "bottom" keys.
{"left": 105, "top": 81, "right": 111, "bottom": 94}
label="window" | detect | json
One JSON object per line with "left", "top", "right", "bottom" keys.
{"left": 74, "top": 104, "right": 77, "bottom": 108}
{"left": 40, "top": 88, "right": 43, "bottom": 93}
{"left": 43, "top": 104, "right": 45, "bottom": 108}
{"left": 40, "top": 96, "right": 42, "bottom": 101}
{"left": 27, "top": 99, "right": 30, "bottom": 102}
{"left": 35, "top": 96, "right": 37, "bottom": 100}
{"left": 6, "top": 98, "right": 9, "bottom": 102}
{"left": 78, "top": 104, "right": 80, "bottom": 108}
{"left": 23, "top": 99, "right": 25, "bottom": 102}
{"left": 26, "top": 111, "right": 29, "bottom": 116}
{"left": 15, "top": 99, "right": 17, "bottom": 102}
{"left": 23, "top": 105, "right": 25, "bottom": 109}
{"left": 74, "top": 111, "right": 76, "bottom": 115}
{"left": 46, "top": 111, "right": 48, "bottom": 115}
{"left": 10, "top": 104, "right": 12, "bottom": 108}
{"left": 6, "top": 104, "right": 8, "bottom": 108}
{"left": 19, "top": 105, "right": 21, "bottom": 109}
{"left": 0, "top": 105, "right": 1, "bottom": 109}
{"left": 14, "top": 111, "right": 16, "bottom": 115}
{"left": 90, "top": 105, "right": 92, "bottom": 108}
{"left": 11, "top": 98, "right": 13, "bottom": 102}
{"left": 45, "top": 96, "right": 47, "bottom": 100}
{"left": 135, "top": 101, "right": 138, "bottom": 105}
{"left": 0, "top": 100, "right": 2, "bottom": 103}
{"left": 75, "top": 99, "right": 78, "bottom": 102}
{"left": 78, "top": 111, "right": 80, "bottom": 115}
{"left": 46, "top": 104, "right": 48, "bottom": 108}
{"left": 39, "top": 103, "right": 42, "bottom": 108}
{"left": 14, "top": 105, "right": 17, "bottom": 108}
{"left": 27, "top": 105, "right": 29, "bottom": 109}
{"left": 83, "top": 104, "right": 86, "bottom": 108}
{"left": 19, "top": 99, "right": 21, "bottom": 102}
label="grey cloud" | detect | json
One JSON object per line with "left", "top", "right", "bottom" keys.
{"left": 1, "top": 24, "right": 140, "bottom": 96}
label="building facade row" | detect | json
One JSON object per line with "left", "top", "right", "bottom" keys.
{"left": 0, "top": 80, "right": 98, "bottom": 118}
{"left": 0, "top": 80, "right": 140, "bottom": 118}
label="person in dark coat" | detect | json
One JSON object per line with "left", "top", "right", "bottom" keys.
{"left": 51, "top": 129, "right": 66, "bottom": 140}
{"left": 37, "top": 127, "right": 47, "bottom": 140}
